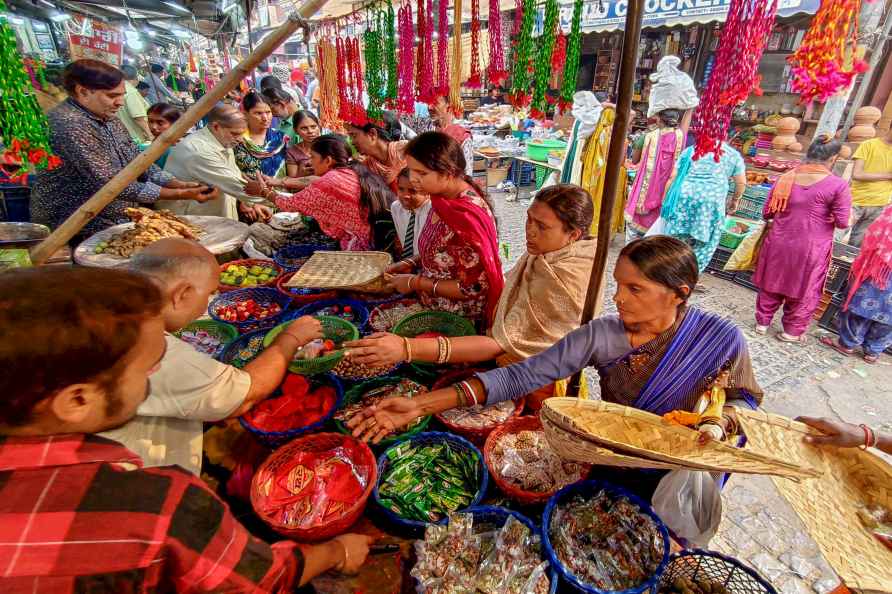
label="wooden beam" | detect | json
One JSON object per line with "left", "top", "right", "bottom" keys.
{"left": 569, "top": 0, "right": 644, "bottom": 396}
{"left": 29, "top": 0, "right": 330, "bottom": 265}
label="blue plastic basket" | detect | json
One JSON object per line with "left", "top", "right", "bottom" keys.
{"left": 208, "top": 287, "right": 290, "bottom": 333}
{"left": 542, "top": 480, "right": 670, "bottom": 594}
{"left": 659, "top": 549, "right": 777, "bottom": 594}
{"left": 219, "top": 329, "right": 269, "bottom": 368}
{"left": 295, "top": 297, "right": 370, "bottom": 331}
{"left": 437, "top": 506, "right": 559, "bottom": 594}
{"left": 272, "top": 243, "right": 336, "bottom": 271}
{"left": 239, "top": 373, "right": 345, "bottom": 449}
{"left": 372, "top": 431, "right": 489, "bottom": 537}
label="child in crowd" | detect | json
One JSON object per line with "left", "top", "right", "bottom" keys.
{"left": 392, "top": 167, "right": 432, "bottom": 259}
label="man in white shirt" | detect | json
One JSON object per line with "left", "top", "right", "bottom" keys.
{"left": 392, "top": 168, "right": 432, "bottom": 259}
{"left": 160, "top": 105, "right": 271, "bottom": 221}
{"left": 101, "top": 238, "right": 321, "bottom": 473}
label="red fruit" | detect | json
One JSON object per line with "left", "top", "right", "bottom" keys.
{"left": 323, "top": 339, "right": 335, "bottom": 351}
{"left": 344, "top": 306, "right": 352, "bottom": 313}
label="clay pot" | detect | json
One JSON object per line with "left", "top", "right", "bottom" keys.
{"left": 788, "top": 142, "right": 803, "bottom": 152}
{"left": 839, "top": 145, "right": 853, "bottom": 159}
{"left": 772, "top": 117, "right": 801, "bottom": 150}
{"left": 848, "top": 106, "right": 882, "bottom": 142}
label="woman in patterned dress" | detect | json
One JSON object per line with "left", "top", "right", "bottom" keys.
{"left": 233, "top": 92, "right": 288, "bottom": 179}
{"left": 347, "top": 112, "right": 408, "bottom": 191}
{"left": 663, "top": 141, "right": 747, "bottom": 272}
{"left": 384, "top": 132, "right": 503, "bottom": 326}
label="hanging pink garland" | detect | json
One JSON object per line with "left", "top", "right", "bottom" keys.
{"left": 397, "top": 0, "right": 416, "bottom": 114}
{"left": 437, "top": 0, "right": 449, "bottom": 96}
{"left": 415, "top": 0, "right": 427, "bottom": 100}
{"left": 339, "top": 36, "right": 368, "bottom": 126}
{"left": 487, "top": 0, "right": 506, "bottom": 86}
{"left": 467, "top": 0, "right": 482, "bottom": 88}
{"left": 692, "top": 0, "right": 777, "bottom": 160}
{"left": 415, "top": 0, "right": 435, "bottom": 102}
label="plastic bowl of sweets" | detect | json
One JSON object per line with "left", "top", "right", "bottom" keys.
{"left": 333, "top": 376, "right": 432, "bottom": 449}
{"left": 173, "top": 319, "right": 238, "bottom": 360}
{"left": 208, "top": 287, "right": 290, "bottom": 333}
{"left": 372, "top": 431, "right": 489, "bottom": 537}
{"left": 218, "top": 259, "right": 282, "bottom": 292}
{"left": 295, "top": 298, "right": 370, "bottom": 332}
{"left": 251, "top": 431, "right": 376, "bottom": 541}
{"left": 432, "top": 368, "right": 525, "bottom": 446}
{"left": 263, "top": 315, "right": 359, "bottom": 376}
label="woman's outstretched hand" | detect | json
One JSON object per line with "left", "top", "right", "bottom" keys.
{"left": 344, "top": 333, "right": 405, "bottom": 368}
{"left": 347, "top": 397, "right": 422, "bottom": 443}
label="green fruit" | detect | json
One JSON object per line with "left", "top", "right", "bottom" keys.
{"left": 259, "top": 275, "right": 270, "bottom": 283}
{"left": 233, "top": 275, "right": 245, "bottom": 285}
{"left": 94, "top": 246, "right": 104, "bottom": 254}
{"left": 250, "top": 265, "right": 262, "bottom": 275}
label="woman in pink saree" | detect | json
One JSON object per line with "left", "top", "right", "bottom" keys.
{"left": 625, "top": 109, "right": 685, "bottom": 237}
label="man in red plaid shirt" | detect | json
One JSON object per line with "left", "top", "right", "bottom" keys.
{"left": 0, "top": 267, "right": 371, "bottom": 593}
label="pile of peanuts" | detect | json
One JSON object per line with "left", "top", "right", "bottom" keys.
{"left": 332, "top": 358, "right": 394, "bottom": 381}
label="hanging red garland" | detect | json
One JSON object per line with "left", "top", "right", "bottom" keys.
{"left": 788, "top": 0, "right": 869, "bottom": 104}
{"left": 415, "top": 0, "right": 435, "bottom": 102}
{"left": 338, "top": 36, "right": 368, "bottom": 127}
{"left": 551, "top": 33, "right": 566, "bottom": 73}
{"left": 467, "top": 0, "right": 482, "bottom": 88}
{"left": 691, "top": 0, "right": 777, "bottom": 160}
{"left": 397, "top": 0, "right": 416, "bottom": 114}
{"left": 487, "top": 0, "right": 506, "bottom": 86}
{"left": 415, "top": 0, "right": 427, "bottom": 100}
{"left": 436, "top": 0, "right": 449, "bottom": 96}
{"left": 336, "top": 36, "right": 350, "bottom": 122}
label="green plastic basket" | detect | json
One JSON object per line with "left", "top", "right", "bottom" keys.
{"left": 334, "top": 376, "right": 432, "bottom": 448}
{"left": 173, "top": 320, "right": 239, "bottom": 359}
{"left": 392, "top": 311, "right": 476, "bottom": 339}
{"left": 719, "top": 218, "right": 754, "bottom": 249}
{"left": 263, "top": 315, "right": 359, "bottom": 375}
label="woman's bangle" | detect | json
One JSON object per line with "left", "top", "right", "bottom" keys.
{"left": 859, "top": 424, "right": 877, "bottom": 449}
{"left": 444, "top": 337, "right": 452, "bottom": 364}
{"left": 460, "top": 380, "right": 479, "bottom": 406}
{"left": 436, "top": 336, "right": 448, "bottom": 364}
{"left": 453, "top": 382, "right": 469, "bottom": 407}
{"left": 431, "top": 280, "right": 440, "bottom": 297}
{"left": 402, "top": 336, "right": 413, "bottom": 362}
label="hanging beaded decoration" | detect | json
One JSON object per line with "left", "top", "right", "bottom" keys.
{"left": 317, "top": 35, "right": 339, "bottom": 129}
{"left": 415, "top": 0, "right": 435, "bottom": 102}
{"left": 0, "top": 3, "right": 59, "bottom": 184}
{"left": 423, "top": 0, "right": 435, "bottom": 101}
{"left": 487, "top": 0, "right": 507, "bottom": 86}
{"left": 531, "top": 0, "right": 559, "bottom": 118}
{"left": 449, "top": 0, "right": 463, "bottom": 111}
{"left": 788, "top": 0, "right": 868, "bottom": 104}
{"left": 509, "top": 0, "right": 536, "bottom": 107}
{"left": 558, "top": 0, "right": 583, "bottom": 111}
{"left": 467, "top": 0, "right": 482, "bottom": 88}
{"left": 385, "top": 1, "right": 399, "bottom": 106}
{"left": 691, "top": 0, "right": 776, "bottom": 160}
{"left": 397, "top": 0, "right": 416, "bottom": 114}
{"left": 437, "top": 0, "right": 449, "bottom": 95}
{"left": 364, "top": 11, "right": 386, "bottom": 122}
{"left": 336, "top": 36, "right": 350, "bottom": 122}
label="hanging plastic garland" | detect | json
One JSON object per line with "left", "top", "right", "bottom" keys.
{"left": 467, "top": 0, "right": 482, "bottom": 88}
{"left": 508, "top": 0, "right": 536, "bottom": 107}
{"left": 338, "top": 36, "right": 368, "bottom": 126}
{"left": 788, "top": 0, "right": 868, "bottom": 104}
{"left": 692, "top": 0, "right": 777, "bottom": 160}
{"left": 437, "top": 0, "right": 449, "bottom": 95}
{"left": 449, "top": 0, "right": 463, "bottom": 111}
{"left": 415, "top": 0, "right": 435, "bottom": 102}
{"left": 385, "top": 2, "right": 398, "bottom": 106}
{"left": 531, "top": 0, "right": 559, "bottom": 118}
{"left": 487, "top": 0, "right": 507, "bottom": 86}
{"left": 0, "top": 3, "right": 59, "bottom": 184}
{"left": 551, "top": 33, "right": 566, "bottom": 75}
{"left": 558, "top": 0, "right": 583, "bottom": 111}
{"left": 364, "top": 11, "right": 386, "bottom": 122}
{"left": 317, "top": 34, "right": 342, "bottom": 129}
{"left": 397, "top": 0, "right": 416, "bottom": 114}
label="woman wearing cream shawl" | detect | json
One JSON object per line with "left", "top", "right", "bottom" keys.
{"left": 344, "top": 185, "right": 595, "bottom": 409}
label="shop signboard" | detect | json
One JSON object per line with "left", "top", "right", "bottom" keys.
{"left": 557, "top": 0, "right": 821, "bottom": 33}
{"left": 68, "top": 22, "right": 123, "bottom": 65}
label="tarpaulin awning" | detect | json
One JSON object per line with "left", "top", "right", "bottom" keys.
{"left": 557, "top": 0, "right": 820, "bottom": 34}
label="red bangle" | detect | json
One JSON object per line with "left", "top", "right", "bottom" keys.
{"left": 858, "top": 424, "right": 873, "bottom": 450}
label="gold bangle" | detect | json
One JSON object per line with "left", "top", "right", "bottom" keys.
{"left": 432, "top": 280, "right": 440, "bottom": 297}
{"left": 402, "top": 336, "right": 413, "bottom": 362}
{"left": 453, "top": 383, "right": 468, "bottom": 407}
{"left": 435, "top": 336, "right": 445, "bottom": 364}
{"left": 444, "top": 337, "right": 452, "bottom": 364}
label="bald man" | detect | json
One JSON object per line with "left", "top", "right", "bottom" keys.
{"left": 101, "top": 238, "right": 321, "bottom": 473}
{"left": 159, "top": 105, "right": 272, "bottom": 221}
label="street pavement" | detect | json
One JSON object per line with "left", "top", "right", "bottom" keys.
{"left": 491, "top": 188, "right": 892, "bottom": 593}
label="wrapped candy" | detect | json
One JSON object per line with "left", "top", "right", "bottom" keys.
{"left": 490, "top": 429, "right": 586, "bottom": 493}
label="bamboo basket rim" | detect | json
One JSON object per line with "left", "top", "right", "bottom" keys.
{"left": 541, "top": 398, "right": 822, "bottom": 480}
{"left": 283, "top": 251, "right": 393, "bottom": 290}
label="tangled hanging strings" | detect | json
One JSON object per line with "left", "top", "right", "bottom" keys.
{"left": 397, "top": 0, "right": 416, "bottom": 114}
{"left": 788, "top": 0, "right": 869, "bottom": 104}
{"left": 531, "top": 0, "right": 559, "bottom": 118}
{"left": 487, "top": 0, "right": 506, "bottom": 86}
{"left": 385, "top": 2, "right": 399, "bottom": 107}
{"left": 559, "top": 0, "right": 583, "bottom": 111}
{"left": 467, "top": 0, "right": 482, "bottom": 88}
{"left": 364, "top": 13, "right": 386, "bottom": 123}
{"left": 436, "top": 0, "right": 449, "bottom": 96}
{"left": 692, "top": 0, "right": 777, "bottom": 160}
{"left": 509, "top": 0, "right": 536, "bottom": 107}
{"left": 450, "top": 0, "right": 463, "bottom": 111}
{"left": 316, "top": 36, "right": 341, "bottom": 130}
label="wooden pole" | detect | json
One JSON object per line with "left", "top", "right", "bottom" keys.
{"left": 246, "top": 0, "right": 257, "bottom": 86}
{"left": 30, "top": 0, "right": 328, "bottom": 265}
{"left": 569, "top": 0, "right": 644, "bottom": 396}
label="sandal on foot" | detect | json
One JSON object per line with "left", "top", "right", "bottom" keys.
{"left": 864, "top": 353, "right": 880, "bottom": 364}
{"left": 754, "top": 324, "right": 769, "bottom": 335}
{"left": 819, "top": 335, "right": 854, "bottom": 356}
{"left": 776, "top": 332, "right": 808, "bottom": 344}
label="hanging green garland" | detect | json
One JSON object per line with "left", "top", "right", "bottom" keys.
{"left": 0, "top": 2, "right": 58, "bottom": 184}
{"left": 530, "top": 0, "right": 559, "bottom": 119}
{"left": 363, "top": 13, "right": 386, "bottom": 122}
{"left": 559, "top": 0, "right": 584, "bottom": 111}
{"left": 385, "top": 2, "right": 398, "bottom": 106}
{"left": 508, "top": 0, "right": 536, "bottom": 107}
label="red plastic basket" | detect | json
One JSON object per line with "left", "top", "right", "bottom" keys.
{"left": 484, "top": 415, "right": 591, "bottom": 505}
{"left": 219, "top": 259, "right": 283, "bottom": 293}
{"left": 432, "top": 368, "right": 524, "bottom": 446}
{"left": 275, "top": 270, "right": 338, "bottom": 306}
{"left": 250, "top": 432, "right": 377, "bottom": 541}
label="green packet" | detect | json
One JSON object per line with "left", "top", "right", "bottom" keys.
{"left": 0, "top": 249, "right": 32, "bottom": 270}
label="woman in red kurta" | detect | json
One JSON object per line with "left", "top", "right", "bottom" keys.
{"left": 386, "top": 131, "right": 503, "bottom": 325}
{"left": 430, "top": 95, "right": 474, "bottom": 176}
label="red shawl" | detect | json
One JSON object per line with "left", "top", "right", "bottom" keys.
{"left": 845, "top": 204, "right": 892, "bottom": 308}
{"left": 442, "top": 123, "right": 471, "bottom": 145}
{"left": 430, "top": 190, "right": 503, "bottom": 324}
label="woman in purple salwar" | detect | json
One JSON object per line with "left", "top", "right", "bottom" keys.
{"left": 753, "top": 136, "right": 852, "bottom": 343}
{"left": 348, "top": 236, "right": 763, "bottom": 503}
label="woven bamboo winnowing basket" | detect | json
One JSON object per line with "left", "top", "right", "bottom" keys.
{"left": 541, "top": 398, "right": 822, "bottom": 480}
{"left": 283, "top": 251, "right": 393, "bottom": 291}
{"left": 735, "top": 408, "right": 892, "bottom": 591}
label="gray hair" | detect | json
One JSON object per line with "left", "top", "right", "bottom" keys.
{"left": 805, "top": 134, "right": 842, "bottom": 163}
{"left": 128, "top": 252, "right": 215, "bottom": 282}
{"left": 207, "top": 105, "right": 246, "bottom": 128}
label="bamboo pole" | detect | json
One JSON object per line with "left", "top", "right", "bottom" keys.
{"left": 30, "top": 0, "right": 329, "bottom": 265}
{"left": 569, "top": 0, "right": 644, "bottom": 396}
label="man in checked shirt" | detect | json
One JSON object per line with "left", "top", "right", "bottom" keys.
{"left": 0, "top": 267, "right": 371, "bottom": 593}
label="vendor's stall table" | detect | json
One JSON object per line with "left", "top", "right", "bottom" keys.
{"left": 74, "top": 215, "right": 250, "bottom": 267}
